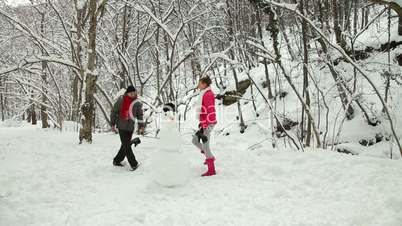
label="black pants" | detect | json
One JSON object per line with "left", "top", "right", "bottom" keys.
{"left": 114, "top": 130, "right": 138, "bottom": 167}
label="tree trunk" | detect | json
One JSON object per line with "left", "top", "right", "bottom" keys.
{"left": 40, "top": 12, "right": 49, "bottom": 129}
{"left": 155, "top": 27, "right": 162, "bottom": 105}
{"left": 226, "top": 0, "right": 246, "bottom": 133}
{"left": 384, "top": 7, "right": 392, "bottom": 107}
{"left": 71, "top": 74, "right": 80, "bottom": 121}
{"left": 164, "top": 31, "right": 171, "bottom": 103}
{"left": 255, "top": 4, "right": 274, "bottom": 99}
{"left": 399, "top": 14, "right": 402, "bottom": 35}
{"left": 119, "top": 3, "right": 131, "bottom": 88}
{"left": 267, "top": 5, "right": 321, "bottom": 148}
{"left": 332, "top": 0, "right": 346, "bottom": 49}
{"left": 31, "top": 104, "right": 37, "bottom": 125}
{"left": 79, "top": 0, "right": 100, "bottom": 143}
{"left": 0, "top": 78, "right": 4, "bottom": 121}
{"left": 316, "top": 4, "right": 355, "bottom": 120}
{"left": 300, "top": 0, "right": 312, "bottom": 147}
{"left": 3, "top": 79, "right": 7, "bottom": 121}
{"left": 72, "top": 0, "right": 85, "bottom": 122}
{"left": 279, "top": 19, "right": 296, "bottom": 61}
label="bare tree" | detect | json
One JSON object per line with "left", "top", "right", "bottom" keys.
{"left": 79, "top": 0, "right": 108, "bottom": 143}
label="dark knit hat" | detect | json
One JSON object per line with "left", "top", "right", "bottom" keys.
{"left": 163, "top": 103, "right": 176, "bottom": 113}
{"left": 126, "top": 85, "right": 136, "bottom": 94}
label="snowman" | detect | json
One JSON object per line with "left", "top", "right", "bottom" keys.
{"left": 150, "top": 105, "right": 191, "bottom": 188}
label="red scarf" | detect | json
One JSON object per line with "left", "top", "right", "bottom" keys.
{"left": 119, "top": 95, "right": 136, "bottom": 120}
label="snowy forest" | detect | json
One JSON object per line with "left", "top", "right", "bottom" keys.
{"left": 1, "top": 0, "right": 402, "bottom": 225}
{"left": 0, "top": 0, "right": 402, "bottom": 154}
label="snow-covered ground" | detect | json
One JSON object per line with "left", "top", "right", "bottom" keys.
{"left": 1, "top": 123, "right": 402, "bottom": 226}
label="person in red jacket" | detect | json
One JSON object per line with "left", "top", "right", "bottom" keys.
{"left": 110, "top": 85, "right": 145, "bottom": 171}
{"left": 192, "top": 76, "right": 217, "bottom": 176}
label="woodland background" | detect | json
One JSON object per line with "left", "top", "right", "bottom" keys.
{"left": 0, "top": 0, "right": 401, "bottom": 157}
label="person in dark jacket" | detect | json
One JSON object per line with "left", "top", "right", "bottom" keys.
{"left": 110, "top": 85, "right": 145, "bottom": 171}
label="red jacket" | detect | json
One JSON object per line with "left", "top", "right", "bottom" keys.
{"left": 199, "top": 89, "right": 217, "bottom": 128}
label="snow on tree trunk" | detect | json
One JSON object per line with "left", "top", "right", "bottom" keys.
{"left": 71, "top": 0, "right": 86, "bottom": 123}
{"left": 79, "top": 0, "right": 102, "bottom": 143}
{"left": 40, "top": 11, "right": 49, "bottom": 129}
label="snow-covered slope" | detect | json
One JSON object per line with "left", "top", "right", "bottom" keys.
{"left": 1, "top": 123, "right": 402, "bottom": 226}
{"left": 199, "top": 6, "right": 402, "bottom": 159}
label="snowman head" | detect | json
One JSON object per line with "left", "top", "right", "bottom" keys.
{"left": 162, "top": 103, "right": 176, "bottom": 122}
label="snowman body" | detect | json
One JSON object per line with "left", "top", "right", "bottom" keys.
{"left": 151, "top": 115, "right": 191, "bottom": 187}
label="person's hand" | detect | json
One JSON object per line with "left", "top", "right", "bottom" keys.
{"left": 195, "top": 128, "right": 208, "bottom": 143}
{"left": 138, "top": 127, "right": 145, "bottom": 135}
{"left": 111, "top": 125, "right": 117, "bottom": 133}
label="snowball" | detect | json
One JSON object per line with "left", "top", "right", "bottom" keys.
{"left": 157, "top": 129, "right": 181, "bottom": 151}
{"left": 151, "top": 150, "right": 191, "bottom": 188}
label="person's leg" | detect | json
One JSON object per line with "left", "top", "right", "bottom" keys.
{"left": 201, "top": 125, "right": 215, "bottom": 159}
{"left": 121, "top": 130, "right": 138, "bottom": 168}
{"left": 202, "top": 125, "right": 216, "bottom": 176}
{"left": 192, "top": 133, "right": 204, "bottom": 152}
{"left": 113, "top": 132, "right": 127, "bottom": 164}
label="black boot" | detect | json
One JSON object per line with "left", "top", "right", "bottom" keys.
{"left": 130, "top": 137, "right": 141, "bottom": 147}
{"left": 130, "top": 163, "right": 140, "bottom": 171}
{"left": 113, "top": 160, "right": 124, "bottom": 167}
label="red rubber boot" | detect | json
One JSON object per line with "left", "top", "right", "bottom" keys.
{"left": 204, "top": 156, "right": 215, "bottom": 165}
{"left": 202, "top": 158, "right": 216, "bottom": 177}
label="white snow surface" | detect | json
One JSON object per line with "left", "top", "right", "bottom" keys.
{"left": 1, "top": 123, "right": 402, "bottom": 226}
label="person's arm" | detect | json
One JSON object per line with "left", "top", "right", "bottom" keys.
{"left": 110, "top": 97, "right": 122, "bottom": 130}
{"left": 206, "top": 92, "right": 216, "bottom": 123}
